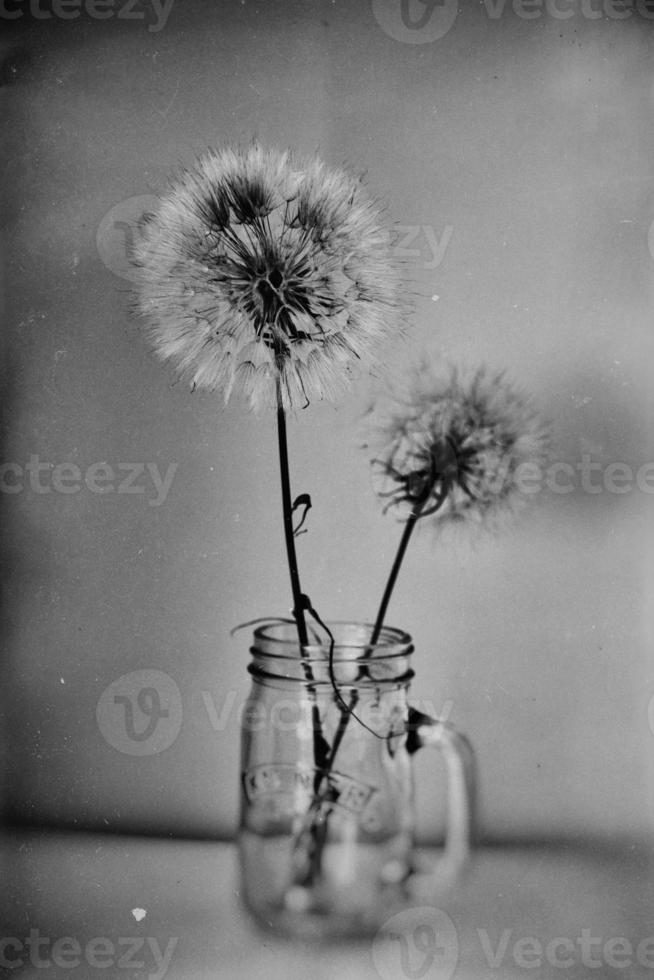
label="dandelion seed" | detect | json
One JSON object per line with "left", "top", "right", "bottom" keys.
{"left": 131, "top": 144, "right": 402, "bottom": 410}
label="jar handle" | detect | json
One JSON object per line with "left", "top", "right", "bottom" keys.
{"left": 405, "top": 707, "right": 476, "bottom": 896}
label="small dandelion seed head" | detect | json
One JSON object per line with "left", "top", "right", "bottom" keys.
{"left": 366, "top": 364, "right": 549, "bottom": 530}
{"left": 131, "top": 144, "right": 404, "bottom": 410}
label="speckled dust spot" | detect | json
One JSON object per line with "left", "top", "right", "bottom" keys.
{"left": 132, "top": 908, "right": 147, "bottom": 922}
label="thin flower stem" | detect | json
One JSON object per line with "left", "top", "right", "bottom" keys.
{"left": 276, "top": 381, "right": 309, "bottom": 648}
{"left": 275, "top": 379, "right": 329, "bottom": 798}
{"left": 370, "top": 510, "right": 421, "bottom": 645}
{"left": 327, "top": 499, "right": 429, "bottom": 768}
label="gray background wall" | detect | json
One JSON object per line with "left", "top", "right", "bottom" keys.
{"left": 2, "top": 0, "right": 653, "bottom": 843}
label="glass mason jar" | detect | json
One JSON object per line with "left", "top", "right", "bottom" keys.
{"left": 238, "top": 621, "right": 475, "bottom": 940}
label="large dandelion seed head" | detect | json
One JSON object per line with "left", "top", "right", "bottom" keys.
{"left": 366, "top": 365, "right": 549, "bottom": 529}
{"left": 131, "top": 144, "right": 403, "bottom": 410}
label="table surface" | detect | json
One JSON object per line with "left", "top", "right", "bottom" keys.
{"left": 1, "top": 829, "right": 653, "bottom": 980}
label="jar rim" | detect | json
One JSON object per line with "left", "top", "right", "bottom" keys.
{"left": 251, "top": 619, "right": 413, "bottom": 658}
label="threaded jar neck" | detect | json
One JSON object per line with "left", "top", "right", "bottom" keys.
{"left": 248, "top": 620, "right": 414, "bottom": 688}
